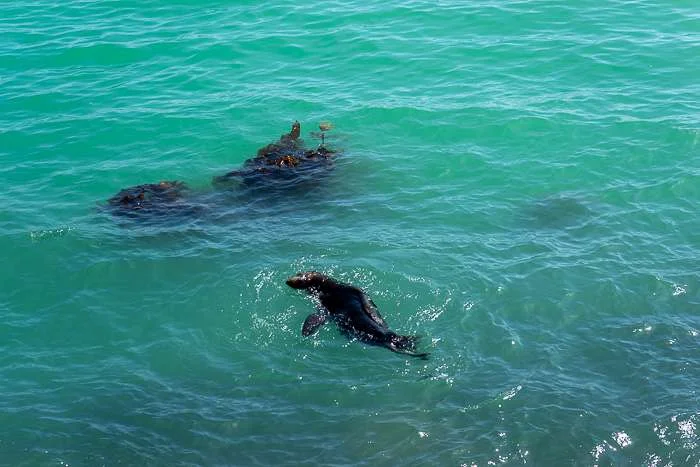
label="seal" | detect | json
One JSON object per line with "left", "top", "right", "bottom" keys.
{"left": 286, "top": 271, "right": 429, "bottom": 359}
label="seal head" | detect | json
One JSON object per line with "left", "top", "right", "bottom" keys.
{"left": 286, "top": 271, "right": 329, "bottom": 290}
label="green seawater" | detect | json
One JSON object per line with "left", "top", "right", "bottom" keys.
{"left": 1, "top": 1, "right": 699, "bottom": 465}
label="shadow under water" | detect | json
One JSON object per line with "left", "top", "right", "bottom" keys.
{"left": 522, "top": 195, "right": 591, "bottom": 229}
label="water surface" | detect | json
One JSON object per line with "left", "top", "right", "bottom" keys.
{"left": 1, "top": 1, "right": 699, "bottom": 465}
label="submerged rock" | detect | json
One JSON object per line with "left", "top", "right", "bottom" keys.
{"left": 105, "top": 180, "right": 195, "bottom": 219}
{"left": 213, "top": 121, "right": 337, "bottom": 189}
{"left": 103, "top": 120, "right": 340, "bottom": 223}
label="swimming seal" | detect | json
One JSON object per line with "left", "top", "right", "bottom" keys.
{"left": 286, "top": 271, "right": 429, "bottom": 359}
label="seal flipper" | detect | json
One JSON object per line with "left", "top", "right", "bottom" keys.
{"left": 386, "top": 334, "right": 430, "bottom": 360}
{"left": 302, "top": 311, "right": 328, "bottom": 336}
{"left": 360, "top": 295, "right": 387, "bottom": 328}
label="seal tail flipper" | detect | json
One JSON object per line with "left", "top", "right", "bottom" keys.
{"left": 302, "top": 311, "right": 328, "bottom": 336}
{"left": 386, "top": 334, "right": 430, "bottom": 359}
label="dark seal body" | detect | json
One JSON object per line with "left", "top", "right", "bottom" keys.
{"left": 286, "top": 272, "right": 429, "bottom": 358}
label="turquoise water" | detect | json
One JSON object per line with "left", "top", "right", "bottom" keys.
{"left": 1, "top": 0, "right": 699, "bottom": 465}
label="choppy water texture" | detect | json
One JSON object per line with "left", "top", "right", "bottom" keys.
{"left": 1, "top": 1, "right": 699, "bottom": 465}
